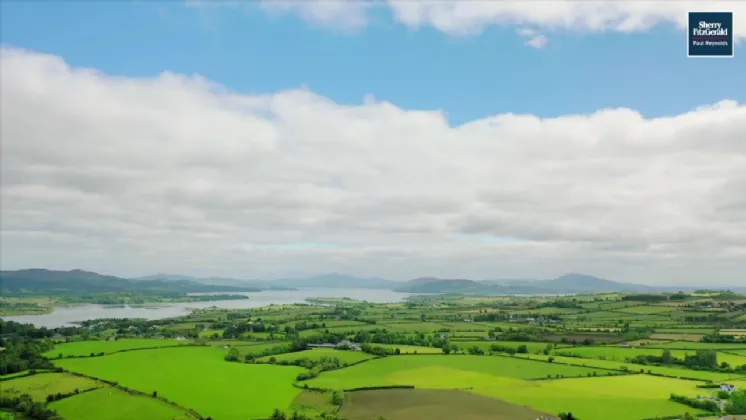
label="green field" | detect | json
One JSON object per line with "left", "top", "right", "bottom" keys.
{"left": 375, "top": 344, "right": 442, "bottom": 354}
{"left": 43, "top": 339, "right": 190, "bottom": 358}
{"left": 340, "top": 388, "right": 552, "bottom": 420}
{"left": 655, "top": 328, "right": 716, "bottom": 334}
{"left": 511, "top": 307, "right": 584, "bottom": 315}
{"left": 453, "top": 340, "right": 554, "bottom": 354}
{"left": 50, "top": 387, "right": 193, "bottom": 420}
{"left": 305, "top": 355, "right": 610, "bottom": 390}
{"left": 257, "top": 348, "right": 374, "bottom": 364}
{"left": 234, "top": 341, "right": 293, "bottom": 357}
{"left": 647, "top": 341, "right": 746, "bottom": 350}
{"left": 614, "top": 305, "right": 677, "bottom": 315}
{"left": 473, "top": 374, "right": 705, "bottom": 420}
{"left": 2, "top": 373, "right": 101, "bottom": 401}
{"left": 8, "top": 288, "right": 746, "bottom": 420}
{"left": 515, "top": 353, "right": 744, "bottom": 382}
{"left": 54, "top": 347, "right": 304, "bottom": 419}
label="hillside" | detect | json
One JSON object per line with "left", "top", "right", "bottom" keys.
{"left": 0, "top": 269, "right": 261, "bottom": 296}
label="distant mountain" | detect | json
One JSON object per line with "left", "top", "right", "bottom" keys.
{"left": 395, "top": 278, "right": 485, "bottom": 294}
{"left": 0, "top": 269, "right": 260, "bottom": 295}
{"left": 395, "top": 273, "right": 667, "bottom": 295}
{"left": 539, "top": 273, "right": 653, "bottom": 293}
{"left": 131, "top": 273, "right": 269, "bottom": 288}
{"left": 272, "top": 273, "right": 397, "bottom": 289}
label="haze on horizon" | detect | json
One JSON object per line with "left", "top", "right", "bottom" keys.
{"left": 1, "top": 1, "right": 744, "bottom": 287}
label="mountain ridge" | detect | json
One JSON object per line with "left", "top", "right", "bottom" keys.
{"left": 3, "top": 269, "right": 743, "bottom": 295}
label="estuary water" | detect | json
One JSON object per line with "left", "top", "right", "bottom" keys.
{"left": 2, "top": 288, "right": 413, "bottom": 328}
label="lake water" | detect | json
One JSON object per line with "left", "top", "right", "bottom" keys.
{"left": 2, "top": 288, "right": 413, "bottom": 328}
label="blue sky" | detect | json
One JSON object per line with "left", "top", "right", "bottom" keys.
{"left": 2, "top": 1, "right": 746, "bottom": 283}
{"left": 2, "top": 1, "right": 743, "bottom": 125}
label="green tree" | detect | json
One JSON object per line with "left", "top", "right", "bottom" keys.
{"left": 331, "top": 391, "right": 344, "bottom": 406}
{"left": 725, "top": 390, "right": 746, "bottom": 414}
{"left": 661, "top": 349, "right": 672, "bottom": 364}
{"left": 224, "top": 348, "right": 239, "bottom": 362}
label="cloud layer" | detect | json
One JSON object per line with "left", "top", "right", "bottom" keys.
{"left": 253, "top": 1, "right": 746, "bottom": 39}
{"left": 1, "top": 48, "right": 745, "bottom": 284}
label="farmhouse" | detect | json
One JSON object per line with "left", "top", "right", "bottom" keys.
{"left": 307, "top": 340, "right": 361, "bottom": 351}
{"left": 720, "top": 384, "right": 738, "bottom": 393}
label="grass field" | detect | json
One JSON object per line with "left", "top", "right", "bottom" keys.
{"left": 655, "top": 328, "right": 716, "bottom": 334}
{"left": 721, "top": 329, "right": 746, "bottom": 337}
{"left": 615, "top": 306, "right": 677, "bottom": 315}
{"left": 378, "top": 322, "right": 449, "bottom": 333}
{"left": 473, "top": 374, "right": 705, "bottom": 420}
{"left": 54, "top": 346, "right": 304, "bottom": 419}
{"left": 256, "top": 348, "right": 374, "bottom": 364}
{"left": 2, "top": 373, "right": 101, "bottom": 401}
{"left": 375, "top": 344, "right": 442, "bottom": 354}
{"left": 234, "top": 341, "right": 293, "bottom": 358}
{"left": 50, "top": 387, "right": 193, "bottom": 420}
{"left": 453, "top": 341, "right": 554, "bottom": 354}
{"left": 511, "top": 307, "right": 584, "bottom": 315}
{"left": 515, "top": 353, "right": 744, "bottom": 382}
{"left": 339, "top": 388, "right": 551, "bottom": 420}
{"left": 288, "top": 390, "right": 337, "bottom": 417}
{"left": 580, "top": 301, "right": 644, "bottom": 310}
{"left": 43, "top": 339, "right": 190, "bottom": 358}
{"left": 649, "top": 333, "right": 705, "bottom": 341}
{"left": 647, "top": 341, "right": 746, "bottom": 350}
{"left": 305, "top": 355, "right": 609, "bottom": 390}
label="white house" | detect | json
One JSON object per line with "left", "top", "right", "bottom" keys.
{"left": 720, "top": 384, "right": 738, "bottom": 393}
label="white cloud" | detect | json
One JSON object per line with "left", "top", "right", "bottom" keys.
{"left": 517, "top": 28, "right": 549, "bottom": 48}
{"left": 1, "top": 47, "right": 745, "bottom": 284}
{"left": 248, "top": 0, "right": 746, "bottom": 39}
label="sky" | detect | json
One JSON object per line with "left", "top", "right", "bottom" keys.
{"left": 1, "top": 1, "right": 745, "bottom": 285}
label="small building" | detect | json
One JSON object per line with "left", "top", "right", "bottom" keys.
{"left": 721, "top": 384, "right": 738, "bottom": 393}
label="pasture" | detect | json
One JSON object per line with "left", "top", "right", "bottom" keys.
{"left": 257, "top": 348, "right": 374, "bottom": 364}
{"left": 305, "top": 355, "right": 610, "bottom": 390}
{"left": 454, "top": 340, "right": 554, "bottom": 354}
{"left": 474, "top": 374, "right": 706, "bottom": 420}
{"left": 615, "top": 305, "right": 677, "bottom": 315}
{"left": 649, "top": 333, "right": 705, "bottom": 341}
{"left": 339, "top": 388, "right": 551, "bottom": 420}
{"left": 50, "top": 387, "right": 193, "bottom": 420}
{"left": 375, "top": 344, "right": 442, "bottom": 354}
{"left": 43, "top": 339, "right": 190, "bottom": 358}
{"left": 54, "top": 346, "right": 304, "bottom": 419}
{"left": 647, "top": 341, "right": 746, "bottom": 350}
{"left": 1, "top": 373, "right": 101, "bottom": 401}
{"left": 516, "top": 353, "right": 744, "bottom": 382}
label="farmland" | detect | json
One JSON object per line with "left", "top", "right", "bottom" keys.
{"left": 50, "top": 387, "right": 194, "bottom": 420}
{"left": 1, "top": 373, "right": 101, "bottom": 402}
{"left": 42, "top": 338, "right": 190, "bottom": 358}
{"left": 54, "top": 347, "right": 304, "bottom": 419}
{"left": 256, "top": 348, "right": 375, "bottom": 364}
{"left": 339, "top": 388, "right": 551, "bottom": 420}
{"left": 3, "top": 290, "right": 746, "bottom": 420}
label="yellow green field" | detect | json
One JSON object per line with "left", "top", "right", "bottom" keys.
{"left": 256, "top": 348, "right": 374, "bottom": 364}
{"left": 54, "top": 346, "right": 304, "bottom": 419}
{"left": 305, "top": 355, "right": 611, "bottom": 390}
{"left": 473, "top": 375, "right": 705, "bottom": 420}
{"left": 1, "top": 373, "right": 101, "bottom": 401}
{"left": 50, "top": 387, "right": 193, "bottom": 420}
{"left": 43, "top": 339, "right": 190, "bottom": 358}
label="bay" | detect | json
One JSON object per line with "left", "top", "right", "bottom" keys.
{"left": 1, "top": 288, "right": 413, "bottom": 328}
